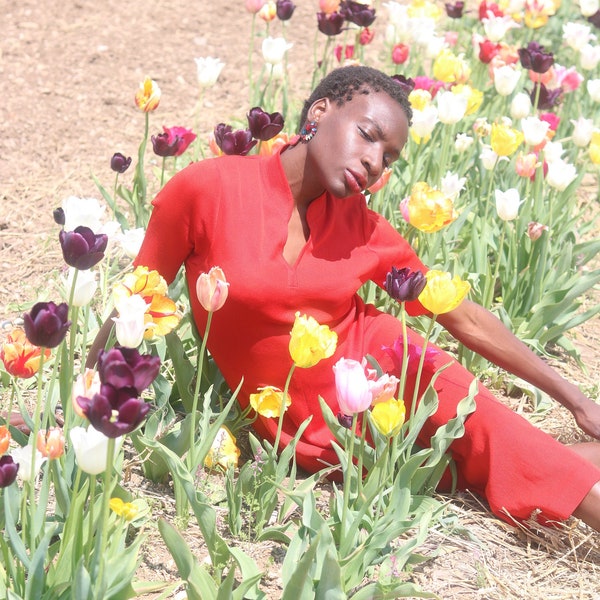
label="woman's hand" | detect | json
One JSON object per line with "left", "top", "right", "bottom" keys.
{"left": 571, "top": 395, "right": 600, "bottom": 440}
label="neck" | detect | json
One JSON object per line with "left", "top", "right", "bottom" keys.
{"left": 280, "top": 143, "right": 325, "bottom": 209}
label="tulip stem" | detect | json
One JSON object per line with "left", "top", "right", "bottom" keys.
{"left": 398, "top": 302, "right": 409, "bottom": 401}
{"left": 66, "top": 270, "right": 80, "bottom": 430}
{"left": 341, "top": 412, "right": 358, "bottom": 544}
{"left": 410, "top": 318, "right": 436, "bottom": 425}
{"left": 485, "top": 225, "right": 506, "bottom": 309}
{"left": 87, "top": 475, "right": 96, "bottom": 560}
{"left": 273, "top": 363, "right": 296, "bottom": 457}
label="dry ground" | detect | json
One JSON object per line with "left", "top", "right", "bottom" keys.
{"left": 1, "top": 1, "right": 599, "bottom": 598}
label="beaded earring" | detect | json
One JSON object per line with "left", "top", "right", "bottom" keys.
{"left": 299, "top": 120, "right": 318, "bottom": 142}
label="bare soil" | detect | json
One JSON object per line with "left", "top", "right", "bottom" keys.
{"left": 1, "top": 1, "right": 599, "bottom": 598}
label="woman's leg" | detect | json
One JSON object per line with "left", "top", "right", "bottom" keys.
{"left": 569, "top": 443, "right": 600, "bottom": 531}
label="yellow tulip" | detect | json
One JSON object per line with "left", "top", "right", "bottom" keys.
{"left": 134, "top": 77, "right": 161, "bottom": 112}
{"left": 370, "top": 398, "right": 406, "bottom": 437}
{"left": 114, "top": 266, "right": 168, "bottom": 303}
{"left": 404, "top": 182, "right": 458, "bottom": 233}
{"left": 289, "top": 312, "right": 337, "bottom": 368}
{"left": 490, "top": 123, "right": 523, "bottom": 157}
{"left": 109, "top": 498, "right": 139, "bottom": 521}
{"left": 589, "top": 132, "right": 600, "bottom": 165}
{"left": 418, "top": 270, "right": 470, "bottom": 315}
{"left": 407, "top": 0, "right": 442, "bottom": 19}
{"left": 408, "top": 89, "right": 432, "bottom": 111}
{"left": 452, "top": 84, "right": 483, "bottom": 116}
{"left": 249, "top": 386, "right": 292, "bottom": 418}
{"left": 432, "top": 49, "right": 471, "bottom": 84}
{"left": 204, "top": 426, "right": 241, "bottom": 471}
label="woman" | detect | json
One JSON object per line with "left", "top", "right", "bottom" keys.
{"left": 91, "top": 66, "right": 600, "bottom": 530}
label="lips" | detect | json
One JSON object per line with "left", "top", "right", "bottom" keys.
{"left": 345, "top": 169, "right": 367, "bottom": 193}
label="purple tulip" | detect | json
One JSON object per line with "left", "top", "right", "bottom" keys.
{"left": 341, "top": 1, "right": 376, "bottom": 27}
{"left": 77, "top": 383, "right": 150, "bottom": 438}
{"left": 59, "top": 226, "right": 108, "bottom": 270}
{"left": 151, "top": 132, "right": 181, "bottom": 157}
{"left": 96, "top": 346, "right": 161, "bottom": 394}
{"left": 337, "top": 412, "right": 354, "bottom": 429}
{"left": 588, "top": 10, "right": 600, "bottom": 28}
{"left": 530, "top": 82, "right": 562, "bottom": 110}
{"left": 317, "top": 11, "right": 345, "bottom": 36}
{"left": 382, "top": 337, "right": 440, "bottom": 380}
{"left": 445, "top": 1, "right": 464, "bottom": 18}
{"left": 213, "top": 123, "right": 257, "bottom": 156}
{"left": 518, "top": 41, "right": 554, "bottom": 74}
{"left": 53, "top": 207, "right": 65, "bottom": 226}
{"left": 23, "top": 301, "right": 71, "bottom": 348}
{"left": 0, "top": 456, "right": 19, "bottom": 487}
{"left": 385, "top": 267, "right": 427, "bottom": 303}
{"left": 391, "top": 74, "right": 416, "bottom": 96}
{"left": 276, "top": 0, "right": 296, "bottom": 20}
{"left": 247, "top": 107, "right": 285, "bottom": 141}
{"left": 110, "top": 152, "right": 132, "bottom": 173}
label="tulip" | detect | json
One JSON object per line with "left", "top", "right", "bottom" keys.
{"left": 36, "top": 427, "right": 66, "bottom": 459}
{"left": 0, "top": 455, "right": 19, "bottom": 487}
{"left": 194, "top": 56, "right": 225, "bottom": 89}
{"left": 204, "top": 426, "right": 241, "bottom": 470}
{"left": 382, "top": 336, "right": 440, "bottom": 379}
{"left": 454, "top": 133, "right": 474, "bottom": 152}
{"left": 258, "top": 0, "right": 277, "bottom": 21}
{"left": 261, "top": 37, "right": 293, "bottom": 65}
{"left": 96, "top": 346, "right": 161, "bottom": 394}
{"left": 518, "top": 41, "right": 554, "bottom": 74}
{"left": 545, "top": 159, "right": 577, "bottom": 191}
{"left": 418, "top": 270, "right": 470, "bottom": 315}
{"left": 62, "top": 267, "right": 98, "bottom": 307}
{"left": 163, "top": 126, "right": 196, "bottom": 156}
{"left": 320, "top": 0, "right": 341, "bottom": 13}
{"left": 495, "top": 188, "right": 521, "bottom": 221}
{"left": 542, "top": 140, "right": 565, "bottom": 163}
{"left": 589, "top": 132, "right": 600, "bottom": 164}
{"left": 341, "top": 1, "right": 376, "bottom": 27}
{"left": 483, "top": 14, "right": 518, "bottom": 42}
{"left": 581, "top": 0, "right": 600, "bottom": 16}
{"left": 114, "top": 265, "right": 168, "bottom": 301}
{"left": 587, "top": 78, "right": 600, "bottom": 102}
{"left": 579, "top": 44, "right": 600, "bottom": 71}
{"left": 77, "top": 383, "right": 150, "bottom": 438}
{"left": 436, "top": 90, "right": 468, "bottom": 125}
{"left": 289, "top": 312, "right": 337, "bottom": 368}
{"left": 59, "top": 226, "right": 108, "bottom": 270}
{"left": 247, "top": 107, "right": 285, "bottom": 141}
{"left": 529, "top": 82, "right": 561, "bottom": 110}
{"left": 333, "top": 358, "right": 372, "bottom": 415}
{"left": 317, "top": 11, "right": 345, "bottom": 36}
{"left": 432, "top": 49, "right": 471, "bottom": 84}
{"left": 515, "top": 152, "right": 539, "bottom": 178}
{"left": 453, "top": 84, "right": 483, "bottom": 115}
{"left": 258, "top": 132, "right": 290, "bottom": 156}
{"left": 196, "top": 266, "right": 229, "bottom": 312}
{"left": 526, "top": 221, "right": 549, "bottom": 241}
{"left": 250, "top": 386, "right": 292, "bottom": 418}
{"left": 69, "top": 425, "right": 123, "bottom": 475}
{"left": 0, "top": 328, "right": 50, "bottom": 378}
{"left": 490, "top": 122, "right": 523, "bottom": 156}
{"left": 410, "top": 105, "right": 439, "bottom": 144}
{"left": 110, "top": 152, "right": 132, "bottom": 173}
{"left": 276, "top": 0, "right": 295, "bottom": 20}
{"left": 391, "top": 43, "right": 409, "bottom": 65}
{"left": 520, "top": 117, "right": 550, "bottom": 147}
{"left": 493, "top": 65, "right": 522, "bottom": 96}
{"left": 117, "top": 227, "right": 145, "bottom": 259}
{"left": 370, "top": 398, "right": 406, "bottom": 437}
{"left": 391, "top": 74, "right": 415, "bottom": 96}
{"left": 510, "top": 92, "right": 532, "bottom": 120}
{"left": 571, "top": 117, "right": 594, "bottom": 147}
{"left": 478, "top": 39, "right": 502, "bottom": 64}
{"left": 440, "top": 171, "right": 466, "bottom": 201}
{"left": 53, "top": 207, "right": 66, "bottom": 226}
{"left": 109, "top": 498, "right": 139, "bottom": 521}
{"left": 445, "top": 1, "right": 464, "bottom": 18}
{"left": 151, "top": 132, "right": 180, "bottom": 157}
{"left": 112, "top": 295, "right": 150, "bottom": 348}
{"left": 401, "top": 182, "right": 458, "bottom": 233}
{"left": 72, "top": 369, "right": 101, "bottom": 419}
{"left": 11, "top": 445, "right": 46, "bottom": 482}
{"left": 385, "top": 267, "right": 427, "bottom": 302}
{"left": 60, "top": 196, "right": 106, "bottom": 233}
{"left": 562, "top": 22, "right": 593, "bottom": 52}
{"left": 134, "top": 77, "right": 161, "bottom": 112}
{"left": 366, "top": 371, "right": 400, "bottom": 405}
{"left": 479, "top": 145, "right": 500, "bottom": 170}
{"left": 245, "top": 0, "right": 266, "bottom": 13}
{"left": 359, "top": 27, "right": 375, "bottom": 46}
{"left": 213, "top": 123, "right": 257, "bottom": 156}
{"left": 23, "top": 301, "right": 70, "bottom": 349}
{"left": 334, "top": 44, "right": 355, "bottom": 63}
{"left": 0, "top": 426, "right": 9, "bottom": 455}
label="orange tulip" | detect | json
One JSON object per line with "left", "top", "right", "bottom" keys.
{"left": 37, "top": 427, "right": 66, "bottom": 459}
{"left": 0, "top": 328, "right": 50, "bottom": 379}
{"left": 134, "top": 77, "right": 161, "bottom": 112}
{"left": 0, "top": 425, "right": 10, "bottom": 455}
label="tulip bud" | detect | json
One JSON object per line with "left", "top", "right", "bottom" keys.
{"left": 196, "top": 267, "right": 229, "bottom": 312}
{"left": 110, "top": 152, "right": 132, "bottom": 173}
{"left": 0, "top": 455, "right": 19, "bottom": 488}
{"left": 333, "top": 358, "right": 372, "bottom": 415}
{"left": 59, "top": 226, "right": 108, "bottom": 270}
{"left": 526, "top": 221, "right": 549, "bottom": 241}
{"left": 385, "top": 267, "right": 427, "bottom": 302}
{"left": 37, "top": 427, "right": 66, "bottom": 459}
{"left": 276, "top": 0, "right": 295, "bottom": 20}
{"left": 23, "top": 301, "right": 71, "bottom": 348}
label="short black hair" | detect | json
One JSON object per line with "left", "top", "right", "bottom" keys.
{"left": 298, "top": 66, "right": 412, "bottom": 131}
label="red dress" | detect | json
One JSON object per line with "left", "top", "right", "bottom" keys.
{"left": 135, "top": 151, "right": 600, "bottom": 525}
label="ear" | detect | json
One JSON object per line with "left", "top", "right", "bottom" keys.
{"left": 307, "top": 98, "right": 330, "bottom": 122}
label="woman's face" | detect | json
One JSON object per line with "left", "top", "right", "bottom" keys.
{"left": 306, "top": 90, "right": 409, "bottom": 198}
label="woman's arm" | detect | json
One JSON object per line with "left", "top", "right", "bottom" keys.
{"left": 437, "top": 300, "right": 600, "bottom": 439}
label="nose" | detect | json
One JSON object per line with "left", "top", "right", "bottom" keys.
{"left": 361, "top": 146, "right": 383, "bottom": 182}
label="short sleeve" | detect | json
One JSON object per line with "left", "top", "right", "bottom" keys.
{"left": 133, "top": 160, "right": 221, "bottom": 284}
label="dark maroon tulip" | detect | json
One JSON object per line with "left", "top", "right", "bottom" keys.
{"left": 0, "top": 455, "right": 19, "bottom": 488}
{"left": 276, "top": 0, "right": 295, "bottom": 20}
{"left": 97, "top": 346, "right": 161, "bottom": 394}
{"left": 213, "top": 123, "right": 257, "bottom": 156}
{"left": 518, "top": 41, "right": 554, "bottom": 74}
{"left": 53, "top": 207, "right": 65, "bottom": 226}
{"left": 587, "top": 10, "right": 600, "bottom": 28}
{"left": 77, "top": 383, "right": 150, "bottom": 438}
{"left": 530, "top": 82, "right": 561, "bottom": 110}
{"left": 247, "top": 107, "right": 285, "bottom": 141}
{"left": 110, "top": 152, "right": 132, "bottom": 173}
{"left": 317, "top": 11, "right": 345, "bottom": 36}
{"left": 382, "top": 337, "right": 440, "bottom": 379}
{"left": 385, "top": 267, "right": 427, "bottom": 303}
{"left": 151, "top": 132, "right": 181, "bottom": 157}
{"left": 23, "top": 301, "right": 71, "bottom": 348}
{"left": 445, "top": 1, "right": 464, "bottom": 18}
{"left": 391, "top": 74, "right": 415, "bottom": 96}
{"left": 337, "top": 412, "right": 353, "bottom": 429}
{"left": 59, "top": 226, "right": 108, "bottom": 270}
{"left": 341, "top": 1, "right": 376, "bottom": 27}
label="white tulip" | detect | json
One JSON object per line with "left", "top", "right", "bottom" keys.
{"left": 510, "top": 92, "right": 532, "bottom": 120}
{"left": 562, "top": 22, "right": 594, "bottom": 52}
{"left": 436, "top": 90, "right": 468, "bottom": 125}
{"left": 118, "top": 227, "right": 145, "bottom": 259}
{"left": 495, "top": 188, "right": 521, "bottom": 221}
{"left": 546, "top": 159, "right": 578, "bottom": 191}
{"left": 63, "top": 267, "right": 98, "bottom": 307}
{"left": 571, "top": 117, "right": 595, "bottom": 147}
{"left": 586, "top": 78, "right": 600, "bottom": 101}
{"left": 493, "top": 65, "right": 522, "bottom": 96}
{"left": 483, "top": 14, "right": 519, "bottom": 42}
{"left": 580, "top": 0, "right": 600, "bottom": 17}
{"left": 69, "top": 426, "right": 123, "bottom": 475}
{"left": 261, "top": 37, "right": 293, "bottom": 65}
{"left": 580, "top": 44, "right": 600, "bottom": 71}
{"left": 11, "top": 445, "right": 47, "bottom": 482}
{"left": 480, "top": 146, "right": 499, "bottom": 170}
{"left": 113, "top": 294, "right": 150, "bottom": 348}
{"left": 542, "top": 141, "right": 565, "bottom": 163}
{"left": 441, "top": 172, "right": 466, "bottom": 201}
{"left": 62, "top": 196, "right": 105, "bottom": 232}
{"left": 520, "top": 117, "right": 550, "bottom": 147}
{"left": 194, "top": 57, "right": 225, "bottom": 89}
{"left": 455, "top": 133, "right": 474, "bottom": 153}
{"left": 411, "top": 105, "right": 439, "bottom": 139}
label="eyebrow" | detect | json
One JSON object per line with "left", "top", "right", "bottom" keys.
{"left": 366, "top": 117, "right": 401, "bottom": 158}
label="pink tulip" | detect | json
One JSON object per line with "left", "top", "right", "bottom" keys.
{"left": 196, "top": 267, "right": 229, "bottom": 312}
{"left": 245, "top": 0, "right": 266, "bottom": 13}
{"left": 333, "top": 358, "right": 372, "bottom": 415}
